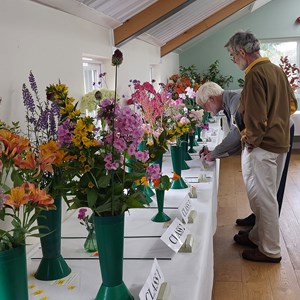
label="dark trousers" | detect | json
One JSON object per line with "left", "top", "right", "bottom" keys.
{"left": 277, "top": 123, "right": 294, "bottom": 215}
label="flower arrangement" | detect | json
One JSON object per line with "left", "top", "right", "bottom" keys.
{"left": 0, "top": 72, "right": 85, "bottom": 252}
{"left": 59, "top": 50, "right": 149, "bottom": 216}
{"left": 163, "top": 98, "right": 191, "bottom": 145}
{"left": 0, "top": 127, "right": 55, "bottom": 251}
{"left": 77, "top": 208, "right": 94, "bottom": 232}
{"left": 166, "top": 65, "right": 200, "bottom": 103}
{"left": 80, "top": 88, "right": 117, "bottom": 112}
{"left": 128, "top": 80, "right": 200, "bottom": 157}
{"left": 279, "top": 55, "right": 300, "bottom": 91}
{"left": 144, "top": 164, "right": 180, "bottom": 191}
{"left": 22, "top": 73, "right": 78, "bottom": 199}
{"left": 185, "top": 109, "right": 204, "bottom": 134}
{"left": 128, "top": 80, "right": 176, "bottom": 160}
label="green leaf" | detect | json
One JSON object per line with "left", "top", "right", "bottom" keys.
{"left": 87, "top": 188, "right": 98, "bottom": 208}
{"left": 97, "top": 175, "right": 111, "bottom": 188}
{"left": 11, "top": 169, "right": 24, "bottom": 187}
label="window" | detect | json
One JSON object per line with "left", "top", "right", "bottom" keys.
{"left": 260, "top": 40, "right": 299, "bottom": 66}
{"left": 82, "top": 57, "right": 104, "bottom": 94}
{"left": 260, "top": 39, "right": 300, "bottom": 109}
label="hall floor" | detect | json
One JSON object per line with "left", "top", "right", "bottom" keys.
{"left": 212, "top": 150, "right": 300, "bottom": 300}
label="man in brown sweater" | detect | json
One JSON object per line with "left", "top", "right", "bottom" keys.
{"left": 225, "top": 31, "right": 295, "bottom": 263}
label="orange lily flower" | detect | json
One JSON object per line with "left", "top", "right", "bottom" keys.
{"left": 4, "top": 186, "right": 30, "bottom": 208}
{"left": 27, "top": 184, "right": 54, "bottom": 206}
{"left": 14, "top": 151, "right": 36, "bottom": 170}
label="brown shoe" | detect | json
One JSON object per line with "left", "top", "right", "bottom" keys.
{"left": 242, "top": 249, "right": 281, "bottom": 263}
{"left": 233, "top": 233, "right": 257, "bottom": 248}
{"left": 238, "top": 228, "right": 252, "bottom": 235}
{"left": 236, "top": 214, "right": 256, "bottom": 226}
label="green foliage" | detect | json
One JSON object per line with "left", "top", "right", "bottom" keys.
{"left": 179, "top": 61, "right": 233, "bottom": 88}
{"left": 179, "top": 65, "right": 201, "bottom": 83}
{"left": 237, "top": 78, "right": 245, "bottom": 88}
{"left": 201, "top": 60, "right": 233, "bottom": 88}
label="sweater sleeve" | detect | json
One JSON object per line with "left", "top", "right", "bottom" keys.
{"left": 211, "top": 91, "right": 242, "bottom": 158}
{"left": 211, "top": 126, "right": 241, "bottom": 158}
{"left": 241, "top": 73, "right": 268, "bottom": 148}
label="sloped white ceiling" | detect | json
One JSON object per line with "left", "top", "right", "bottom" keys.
{"left": 30, "top": 0, "right": 272, "bottom": 53}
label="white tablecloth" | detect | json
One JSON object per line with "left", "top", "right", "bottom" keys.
{"left": 26, "top": 120, "right": 223, "bottom": 300}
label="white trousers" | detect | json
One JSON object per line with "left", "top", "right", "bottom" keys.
{"left": 241, "top": 147, "right": 286, "bottom": 258}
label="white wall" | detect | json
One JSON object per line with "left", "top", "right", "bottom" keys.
{"left": 0, "top": 0, "right": 179, "bottom": 230}
{"left": 161, "top": 52, "right": 180, "bottom": 84}
{"left": 0, "top": 0, "right": 112, "bottom": 127}
{"left": 0, "top": 0, "right": 179, "bottom": 128}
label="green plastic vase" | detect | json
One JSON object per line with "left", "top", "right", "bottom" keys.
{"left": 93, "top": 214, "right": 133, "bottom": 300}
{"left": 35, "top": 197, "right": 71, "bottom": 280}
{"left": 196, "top": 127, "right": 202, "bottom": 142}
{"left": 192, "top": 132, "right": 199, "bottom": 146}
{"left": 84, "top": 229, "right": 98, "bottom": 252}
{"left": 188, "top": 133, "right": 197, "bottom": 153}
{"left": 181, "top": 134, "right": 192, "bottom": 162}
{"left": 170, "top": 145, "right": 188, "bottom": 189}
{"left": 151, "top": 189, "right": 171, "bottom": 222}
{"left": 0, "top": 245, "right": 28, "bottom": 300}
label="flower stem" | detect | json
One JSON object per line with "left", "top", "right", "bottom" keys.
{"left": 110, "top": 65, "right": 118, "bottom": 215}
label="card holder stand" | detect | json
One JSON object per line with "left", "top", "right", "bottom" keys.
{"left": 157, "top": 282, "right": 171, "bottom": 300}
{"left": 188, "top": 210, "right": 197, "bottom": 223}
{"left": 179, "top": 234, "right": 194, "bottom": 253}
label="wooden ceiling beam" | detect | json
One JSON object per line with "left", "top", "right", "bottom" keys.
{"left": 114, "top": 0, "right": 196, "bottom": 47}
{"left": 161, "top": 0, "right": 255, "bottom": 57}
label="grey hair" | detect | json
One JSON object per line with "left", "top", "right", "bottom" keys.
{"left": 224, "top": 31, "right": 260, "bottom": 54}
{"left": 196, "top": 82, "right": 224, "bottom": 105}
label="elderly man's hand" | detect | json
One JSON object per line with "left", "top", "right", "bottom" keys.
{"left": 202, "top": 151, "right": 215, "bottom": 161}
{"left": 199, "top": 146, "right": 209, "bottom": 157}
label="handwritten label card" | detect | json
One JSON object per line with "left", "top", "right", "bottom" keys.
{"left": 139, "top": 258, "right": 165, "bottom": 300}
{"left": 178, "top": 197, "right": 193, "bottom": 224}
{"left": 160, "top": 218, "right": 190, "bottom": 253}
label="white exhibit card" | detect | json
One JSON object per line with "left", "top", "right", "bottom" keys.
{"left": 139, "top": 258, "right": 165, "bottom": 300}
{"left": 160, "top": 218, "right": 190, "bottom": 253}
{"left": 178, "top": 196, "right": 193, "bottom": 224}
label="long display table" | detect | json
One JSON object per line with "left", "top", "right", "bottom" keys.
{"left": 26, "top": 120, "right": 223, "bottom": 300}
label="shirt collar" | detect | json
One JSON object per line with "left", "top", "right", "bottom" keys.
{"left": 245, "top": 57, "right": 270, "bottom": 75}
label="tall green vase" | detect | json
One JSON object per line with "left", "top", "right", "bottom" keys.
{"left": 94, "top": 214, "right": 133, "bottom": 300}
{"left": 0, "top": 245, "right": 28, "bottom": 300}
{"left": 170, "top": 145, "right": 188, "bottom": 189}
{"left": 35, "top": 197, "right": 71, "bottom": 280}
{"left": 188, "top": 133, "right": 197, "bottom": 153}
{"left": 192, "top": 131, "right": 198, "bottom": 146}
{"left": 151, "top": 189, "right": 171, "bottom": 222}
{"left": 196, "top": 127, "right": 202, "bottom": 142}
{"left": 181, "top": 134, "right": 192, "bottom": 162}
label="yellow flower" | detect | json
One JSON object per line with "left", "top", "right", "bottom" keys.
{"left": 79, "top": 155, "right": 86, "bottom": 163}
{"left": 82, "top": 137, "right": 93, "bottom": 148}
{"left": 84, "top": 164, "right": 91, "bottom": 173}
{"left": 140, "top": 176, "right": 149, "bottom": 186}
{"left": 88, "top": 181, "right": 94, "bottom": 188}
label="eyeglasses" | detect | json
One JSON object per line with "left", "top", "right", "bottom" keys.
{"left": 201, "top": 97, "right": 212, "bottom": 110}
{"left": 229, "top": 51, "right": 239, "bottom": 62}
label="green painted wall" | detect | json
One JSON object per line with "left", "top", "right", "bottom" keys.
{"left": 179, "top": 0, "right": 300, "bottom": 89}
